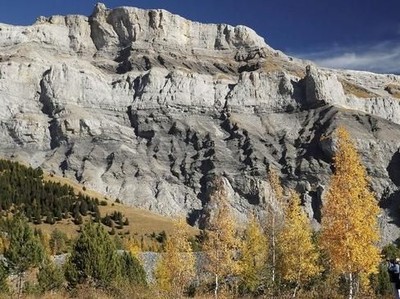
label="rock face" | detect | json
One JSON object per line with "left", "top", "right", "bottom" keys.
{"left": 1, "top": 3, "right": 400, "bottom": 243}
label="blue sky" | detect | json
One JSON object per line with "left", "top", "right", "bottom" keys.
{"left": 1, "top": 0, "right": 399, "bottom": 74}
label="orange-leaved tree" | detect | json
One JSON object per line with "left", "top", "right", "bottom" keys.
{"left": 277, "top": 190, "right": 321, "bottom": 297}
{"left": 320, "top": 126, "right": 380, "bottom": 299}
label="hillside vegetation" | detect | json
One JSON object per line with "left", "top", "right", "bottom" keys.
{"left": 0, "top": 159, "right": 196, "bottom": 250}
{"left": 0, "top": 129, "right": 398, "bottom": 299}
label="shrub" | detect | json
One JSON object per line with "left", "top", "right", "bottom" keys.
{"left": 49, "top": 229, "right": 68, "bottom": 255}
{"left": 37, "top": 259, "right": 64, "bottom": 293}
{"left": 119, "top": 252, "right": 147, "bottom": 286}
{"left": 74, "top": 214, "right": 83, "bottom": 225}
{"left": 102, "top": 215, "right": 113, "bottom": 227}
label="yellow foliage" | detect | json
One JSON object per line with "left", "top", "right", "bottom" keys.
{"left": 268, "top": 167, "right": 284, "bottom": 205}
{"left": 266, "top": 167, "right": 286, "bottom": 286}
{"left": 0, "top": 235, "right": 8, "bottom": 254}
{"left": 239, "top": 214, "right": 268, "bottom": 292}
{"left": 124, "top": 237, "right": 141, "bottom": 258}
{"left": 37, "top": 231, "right": 51, "bottom": 256}
{"left": 203, "top": 177, "right": 241, "bottom": 295}
{"left": 155, "top": 218, "right": 195, "bottom": 297}
{"left": 321, "top": 127, "right": 380, "bottom": 281}
{"left": 277, "top": 191, "right": 321, "bottom": 288}
{"left": 266, "top": 167, "right": 286, "bottom": 231}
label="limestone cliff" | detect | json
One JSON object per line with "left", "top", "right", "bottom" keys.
{"left": 1, "top": 3, "right": 400, "bottom": 243}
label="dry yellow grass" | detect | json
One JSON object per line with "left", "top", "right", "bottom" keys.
{"left": 286, "top": 66, "right": 305, "bottom": 78}
{"left": 19, "top": 287, "right": 232, "bottom": 299}
{"left": 339, "top": 79, "right": 378, "bottom": 98}
{"left": 255, "top": 61, "right": 304, "bottom": 80}
{"left": 43, "top": 173, "right": 105, "bottom": 202}
{"left": 260, "top": 60, "right": 282, "bottom": 73}
{"left": 31, "top": 173, "right": 199, "bottom": 240}
{"left": 385, "top": 83, "right": 400, "bottom": 99}
{"left": 213, "top": 72, "right": 235, "bottom": 81}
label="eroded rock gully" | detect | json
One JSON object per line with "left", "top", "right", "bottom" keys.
{"left": 1, "top": 3, "right": 400, "bottom": 243}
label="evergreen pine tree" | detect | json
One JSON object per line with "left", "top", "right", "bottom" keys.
{"left": 79, "top": 200, "right": 88, "bottom": 216}
{"left": 119, "top": 252, "right": 147, "bottom": 286}
{"left": 45, "top": 211, "right": 55, "bottom": 225}
{"left": 65, "top": 222, "right": 121, "bottom": 288}
{"left": 4, "top": 215, "right": 44, "bottom": 298}
{"left": 0, "top": 261, "right": 9, "bottom": 294}
{"left": 93, "top": 205, "right": 101, "bottom": 223}
{"left": 37, "top": 258, "right": 64, "bottom": 293}
{"left": 33, "top": 208, "right": 42, "bottom": 224}
{"left": 74, "top": 213, "right": 83, "bottom": 225}
{"left": 54, "top": 206, "right": 62, "bottom": 221}
{"left": 102, "top": 214, "right": 113, "bottom": 227}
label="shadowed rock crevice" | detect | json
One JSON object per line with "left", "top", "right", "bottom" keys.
{"left": 59, "top": 144, "right": 74, "bottom": 176}
{"left": 115, "top": 47, "right": 133, "bottom": 74}
{"left": 127, "top": 108, "right": 155, "bottom": 141}
{"left": 48, "top": 119, "right": 65, "bottom": 149}
{"left": 39, "top": 70, "right": 55, "bottom": 117}
{"left": 3, "top": 3, "right": 400, "bottom": 244}
{"left": 298, "top": 105, "right": 338, "bottom": 163}
{"left": 39, "top": 69, "right": 67, "bottom": 149}
{"left": 388, "top": 151, "right": 400, "bottom": 187}
{"left": 380, "top": 190, "right": 400, "bottom": 227}
{"left": 308, "top": 190, "right": 322, "bottom": 223}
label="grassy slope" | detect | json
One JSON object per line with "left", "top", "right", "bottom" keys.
{"left": 31, "top": 173, "right": 199, "bottom": 239}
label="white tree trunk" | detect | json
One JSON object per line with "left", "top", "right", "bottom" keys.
{"left": 214, "top": 274, "right": 219, "bottom": 299}
{"left": 17, "top": 273, "right": 23, "bottom": 299}
{"left": 292, "top": 282, "right": 299, "bottom": 298}
{"left": 272, "top": 215, "right": 276, "bottom": 284}
{"left": 348, "top": 272, "right": 353, "bottom": 299}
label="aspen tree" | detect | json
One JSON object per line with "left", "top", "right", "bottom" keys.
{"left": 203, "top": 176, "right": 241, "bottom": 298}
{"left": 123, "top": 236, "right": 142, "bottom": 258}
{"left": 239, "top": 213, "right": 268, "bottom": 294}
{"left": 155, "top": 218, "right": 196, "bottom": 298}
{"left": 266, "top": 168, "right": 285, "bottom": 286}
{"left": 320, "top": 127, "right": 380, "bottom": 299}
{"left": 277, "top": 190, "right": 321, "bottom": 297}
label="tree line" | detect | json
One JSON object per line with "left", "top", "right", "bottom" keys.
{"left": 0, "top": 159, "right": 129, "bottom": 229}
{"left": 0, "top": 160, "right": 98, "bottom": 223}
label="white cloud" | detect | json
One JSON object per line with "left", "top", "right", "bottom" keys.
{"left": 294, "top": 41, "right": 400, "bottom": 74}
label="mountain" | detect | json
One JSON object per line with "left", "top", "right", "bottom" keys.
{"left": 1, "top": 3, "right": 400, "bottom": 243}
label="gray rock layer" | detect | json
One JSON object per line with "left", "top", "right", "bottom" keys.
{"left": 1, "top": 3, "right": 400, "bottom": 243}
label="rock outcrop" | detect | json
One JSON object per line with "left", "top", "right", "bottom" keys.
{"left": 1, "top": 3, "right": 400, "bottom": 243}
